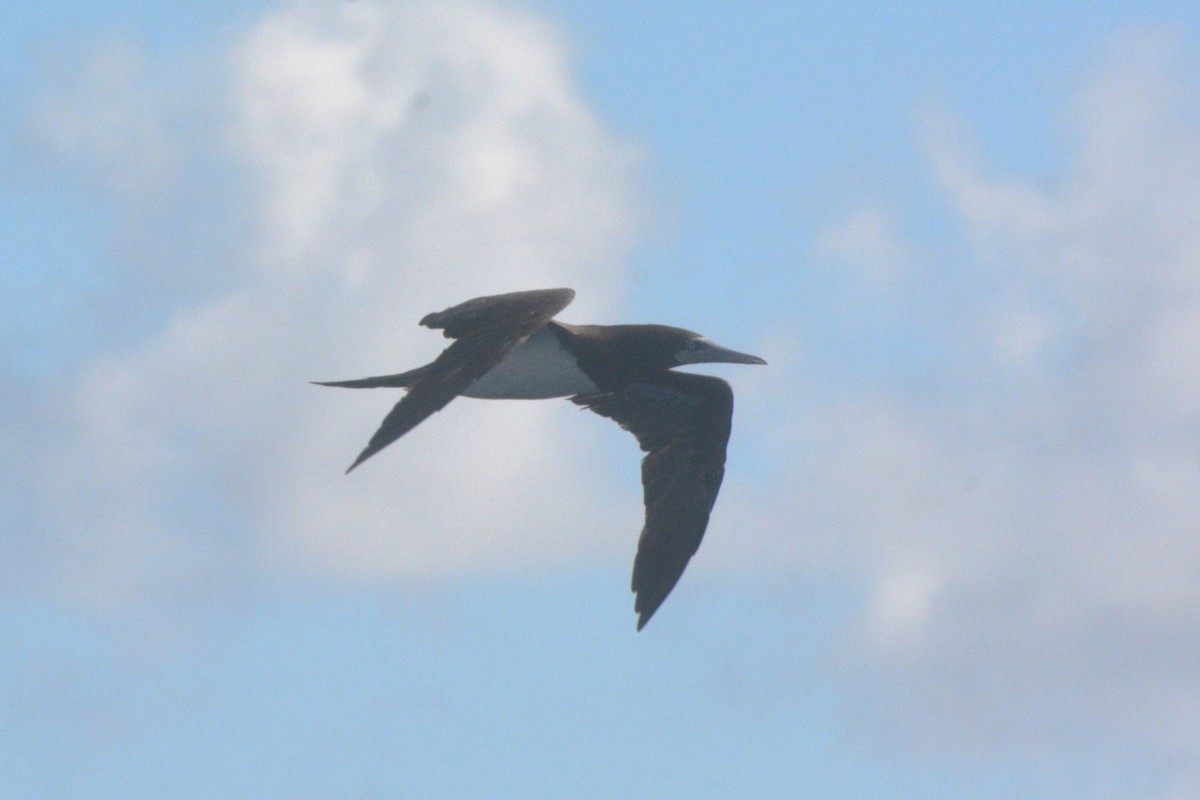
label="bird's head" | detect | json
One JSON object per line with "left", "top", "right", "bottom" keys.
{"left": 595, "top": 324, "right": 767, "bottom": 379}
{"left": 671, "top": 330, "right": 767, "bottom": 368}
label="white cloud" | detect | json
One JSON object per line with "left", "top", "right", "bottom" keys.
{"left": 814, "top": 204, "right": 909, "bottom": 286}
{"left": 751, "top": 29, "right": 1200, "bottom": 773}
{"left": 18, "top": 0, "right": 642, "bottom": 603}
{"left": 25, "top": 37, "right": 179, "bottom": 197}
{"left": 17, "top": 7, "right": 1200, "bottom": 787}
{"left": 865, "top": 563, "right": 942, "bottom": 651}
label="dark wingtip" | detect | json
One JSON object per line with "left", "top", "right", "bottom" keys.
{"left": 634, "top": 593, "right": 660, "bottom": 631}
{"left": 345, "top": 448, "right": 373, "bottom": 474}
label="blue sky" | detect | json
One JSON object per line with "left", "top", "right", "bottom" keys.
{"left": 5, "top": 2, "right": 1200, "bottom": 798}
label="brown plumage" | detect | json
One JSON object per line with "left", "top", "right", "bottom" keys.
{"left": 315, "top": 288, "right": 765, "bottom": 629}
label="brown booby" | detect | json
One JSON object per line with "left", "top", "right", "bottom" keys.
{"left": 315, "top": 288, "right": 766, "bottom": 629}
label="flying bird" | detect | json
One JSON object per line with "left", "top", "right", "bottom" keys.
{"left": 315, "top": 288, "right": 766, "bottom": 629}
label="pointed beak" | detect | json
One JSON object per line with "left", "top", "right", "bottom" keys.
{"left": 680, "top": 339, "right": 768, "bottom": 366}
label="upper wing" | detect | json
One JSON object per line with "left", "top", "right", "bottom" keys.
{"left": 572, "top": 372, "right": 734, "bottom": 629}
{"left": 344, "top": 288, "right": 575, "bottom": 472}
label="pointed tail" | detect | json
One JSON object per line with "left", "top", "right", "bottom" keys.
{"left": 311, "top": 366, "right": 428, "bottom": 389}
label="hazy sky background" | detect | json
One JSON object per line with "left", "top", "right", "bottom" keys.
{"left": 5, "top": 1, "right": 1200, "bottom": 797}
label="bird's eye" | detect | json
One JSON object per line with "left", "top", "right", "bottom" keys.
{"left": 686, "top": 339, "right": 703, "bottom": 350}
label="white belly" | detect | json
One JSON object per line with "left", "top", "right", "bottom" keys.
{"left": 462, "top": 327, "right": 600, "bottom": 399}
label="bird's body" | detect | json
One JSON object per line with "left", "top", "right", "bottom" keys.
{"left": 316, "top": 288, "right": 765, "bottom": 629}
{"left": 460, "top": 324, "right": 599, "bottom": 399}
